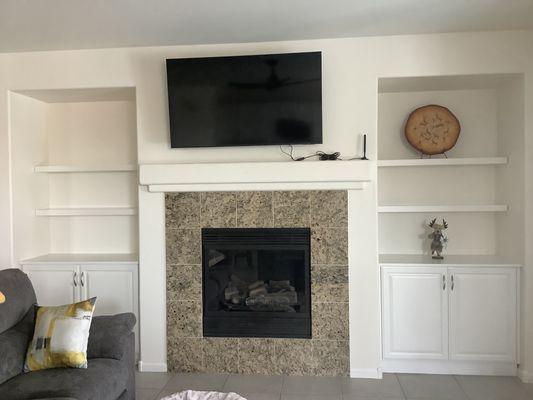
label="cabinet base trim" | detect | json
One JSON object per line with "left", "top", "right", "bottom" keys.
{"left": 137, "top": 361, "right": 168, "bottom": 372}
{"left": 382, "top": 359, "right": 517, "bottom": 376}
{"left": 350, "top": 368, "right": 383, "bottom": 379}
{"left": 518, "top": 368, "right": 533, "bottom": 383}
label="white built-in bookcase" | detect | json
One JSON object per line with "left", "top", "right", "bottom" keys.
{"left": 377, "top": 74, "right": 525, "bottom": 264}
{"left": 10, "top": 88, "right": 138, "bottom": 263}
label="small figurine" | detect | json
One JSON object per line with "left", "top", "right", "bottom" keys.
{"left": 428, "top": 218, "right": 448, "bottom": 259}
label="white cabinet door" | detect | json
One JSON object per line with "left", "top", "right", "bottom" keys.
{"left": 80, "top": 264, "right": 138, "bottom": 317}
{"left": 382, "top": 267, "right": 449, "bottom": 359}
{"left": 22, "top": 265, "right": 79, "bottom": 306}
{"left": 449, "top": 267, "right": 517, "bottom": 362}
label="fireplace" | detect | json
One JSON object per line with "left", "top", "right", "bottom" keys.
{"left": 202, "top": 227, "right": 311, "bottom": 338}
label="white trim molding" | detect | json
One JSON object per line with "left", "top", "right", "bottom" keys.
{"left": 140, "top": 160, "right": 372, "bottom": 192}
{"left": 350, "top": 368, "right": 383, "bottom": 379}
{"left": 137, "top": 361, "right": 168, "bottom": 372}
{"left": 382, "top": 359, "right": 518, "bottom": 376}
{"left": 518, "top": 368, "right": 533, "bottom": 383}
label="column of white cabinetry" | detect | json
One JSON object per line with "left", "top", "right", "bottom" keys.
{"left": 381, "top": 264, "right": 519, "bottom": 375}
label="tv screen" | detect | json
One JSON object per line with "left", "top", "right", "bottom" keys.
{"left": 166, "top": 52, "right": 322, "bottom": 148}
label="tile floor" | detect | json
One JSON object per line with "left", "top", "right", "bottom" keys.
{"left": 136, "top": 371, "right": 533, "bottom": 400}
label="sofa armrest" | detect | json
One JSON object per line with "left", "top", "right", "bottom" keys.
{"left": 87, "top": 313, "right": 136, "bottom": 360}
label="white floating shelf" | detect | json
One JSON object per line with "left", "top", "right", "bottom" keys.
{"left": 378, "top": 205, "right": 508, "bottom": 213}
{"left": 377, "top": 157, "right": 508, "bottom": 167}
{"left": 379, "top": 254, "right": 521, "bottom": 268}
{"left": 35, "top": 164, "right": 137, "bottom": 173}
{"left": 20, "top": 253, "right": 138, "bottom": 265}
{"left": 36, "top": 207, "right": 138, "bottom": 216}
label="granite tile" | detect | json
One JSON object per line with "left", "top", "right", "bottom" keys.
{"left": 167, "top": 338, "right": 204, "bottom": 372}
{"left": 166, "top": 228, "right": 201, "bottom": 265}
{"left": 238, "top": 339, "right": 280, "bottom": 375}
{"left": 326, "top": 228, "right": 348, "bottom": 264}
{"left": 312, "top": 282, "right": 349, "bottom": 304}
{"left": 311, "top": 227, "right": 328, "bottom": 265}
{"left": 167, "top": 300, "right": 202, "bottom": 338}
{"left": 313, "top": 340, "right": 349, "bottom": 376}
{"left": 274, "top": 339, "right": 316, "bottom": 375}
{"left": 273, "top": 191, "right": 310, "bottom": 227}
{"left": 312, "top": 302, "right": 349, "bottom": 340}
{"left": 167, "top": 265, "right": 202, "bottom": 301}
{"left": 236, "top": 191, "right": 274, "bottom": 228}
{"left": 310, "top": 191, "right": 347, "bottom": 228}
{"left": 311, "top": 265, "right": 349, "bottom": 303}
{"left": 201, "top": 192, "right": 237, "bottom": 228}
{"left": 204, "top": 338, "right": 240, "bottom": 374}
{"left": 166, "top": 193, "right": 201, "bottom": 228}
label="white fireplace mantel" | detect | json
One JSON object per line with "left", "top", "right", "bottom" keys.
{"left": 139, "top": 160, "right": 373, "bottom": 192}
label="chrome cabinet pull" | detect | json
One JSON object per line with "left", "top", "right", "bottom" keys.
{"left": 442, "top": 274, "right": 446, "bottom": 290}
{"left": 451, "top": 275, "right": 455, "bottom": 291}
{"left": 73, "top": 272, "right": 78, "bottom": 287}
{"left": 81, "top": 272, "right": 85, "bottom": 287}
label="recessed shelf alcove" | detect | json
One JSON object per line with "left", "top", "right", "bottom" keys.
{"left": 10, "top": 87, "right": 139, "bottom": 262}
{"left": 377, "top": 73, "right": 525, "bottom": 261}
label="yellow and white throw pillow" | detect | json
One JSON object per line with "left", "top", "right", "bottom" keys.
{"left": 24, "top": 297, "right": 97, "bottom": 372}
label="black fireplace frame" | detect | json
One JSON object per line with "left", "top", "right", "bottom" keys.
{"left": 202, "top": 228, "right": 312, "bottom": 339}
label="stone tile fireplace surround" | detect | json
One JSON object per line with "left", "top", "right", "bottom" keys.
{"left": 165, "top": 190, "right": 349, "bottom": 376}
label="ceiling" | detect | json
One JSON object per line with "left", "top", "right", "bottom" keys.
{"left": 1, "top": 0, "right": 533, "bottom": 53}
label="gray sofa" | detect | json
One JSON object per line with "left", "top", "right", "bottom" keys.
{"left": 0, "top": 268, "right": 136, "bottom": 400}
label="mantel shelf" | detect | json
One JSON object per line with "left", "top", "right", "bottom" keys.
{"left": 35, "top": 164, "right": 137, "bottom": 173}
{"left": 140, "top": 160, "right": 373, "bottom": 192}
{"left": 35, "top": 207, "right": 138, "bottom": 216}
{"left": 377, "top": 157, "right": 508, "bottom": 167}
{"left": 378, "top": 205, "right": 508, "bottom": 213}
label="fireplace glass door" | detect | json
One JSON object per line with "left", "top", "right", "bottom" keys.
{"left": 202, "top": 228, "right": 311, "bottom": 338}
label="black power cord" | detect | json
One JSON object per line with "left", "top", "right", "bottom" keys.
{"left": 280, "top": 145, "right": 360, "bottom": 161}
{"left": 280, "top": 145, "right": 341, "bottom": 161}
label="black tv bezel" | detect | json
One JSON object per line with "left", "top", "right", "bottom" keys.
{"left": 166, "top": 51, "right": 323, "bottom": 149}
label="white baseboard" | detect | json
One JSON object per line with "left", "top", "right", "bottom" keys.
{"left": 138, "top": 361, "right": 168, "bottom": 372}
{"left": 382, "top": 359, "right": 517, "bottom": 376}
{"left": 518, "top": 368, "right": 533, "bottom": 383}
{"left": 350, "top": 368, "right": 383, "bottom": 379}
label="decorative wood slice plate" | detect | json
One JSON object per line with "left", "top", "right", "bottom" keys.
{"left": 404, "top": 105, "right": 461, "bottom": 155}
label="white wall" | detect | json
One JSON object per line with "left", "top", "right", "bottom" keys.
{"left": 10, "top": 93, "right": 50, "bottom": 262}
{"left": 0, "top": 30, "right": 532, "bottom": 378}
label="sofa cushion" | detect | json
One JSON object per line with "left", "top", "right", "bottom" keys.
{"left": 0, "top": 269, "right": 36, "bottom": 335}
{"left": 87, "top": 313, "right": 136, "bottom": 360}
{"left": 0, "top": 308, "right": 35, "bottom": 385}
{"left": 0, "top": 358, "right": 128, "bottom": 400}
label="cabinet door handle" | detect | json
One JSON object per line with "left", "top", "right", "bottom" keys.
{"left": 73, "top": 272, "right": 78, "bottom": 287}
{"left": 451, "top": 274, "right": 455, "bottom": 291}
{"left": 442, "top": 274, "right": 446, "bottom": 290}
{"left": 81, "top": 272, "right": 85, "bottom": 287}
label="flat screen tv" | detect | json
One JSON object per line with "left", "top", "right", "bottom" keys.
{"left": 166, "top": 52, "right": 322, "bottom": 148}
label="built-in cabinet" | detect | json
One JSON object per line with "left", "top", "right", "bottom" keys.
{"left": 381, "top": 262, "right": 519, "bottom": 375}
{"left": 377, "top": 74, "right": 525, "bottom": 376}
{"left": 382, "top": 266, "right": 449, "bottom": 360}
{"left": 21, "top": 255, "right": 139, "bottom": 354}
